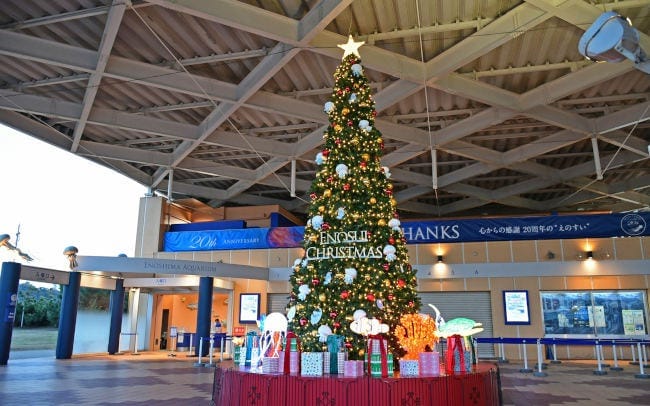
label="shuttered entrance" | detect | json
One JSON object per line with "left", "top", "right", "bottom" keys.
{"left": 267, "top": 291, "right": 495, "bottom": 358}
{"left": 419, "top": 291, "right": 495, "bottom": 358}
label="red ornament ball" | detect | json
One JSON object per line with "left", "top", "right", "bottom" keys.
{"left": 382, "top": 263, "right": 389, "bottom": 271}
{"left": 310, "top": 193, "right": 317, "bottom": 200}
{"left": 327, "top": 176, "right": 333, "bottom": 183}
{"left": 329, "top": 312, "right": 337, "bottom": 318}
{"left": 388, "top": 237, "right": 395, "bottom": 245}
{"left": 347, "top": 120, "right": 353, "bottom": 127}
{"left": 300, "top": 318, "right": 308, "bottom": 326}
{"left": 397, "top": 279, "right": 406, "bottom": 288}
{"left": 322, "top": 223, "right": 330, "bottom": 231}
{"left": 335, "top": 138, "right": 342, "bottom": 145}
{"left": 343, "top": 183, "right": 350, "bottom": 191}
{"left": 312, "top": 278, "right": 319, "bottom": 286}
{"left": 408, "top": 301, "right": 414, "bottom": 307}
{"left": 360, "top": 161, "right": 367, "bottom": 168}
{"left": 340, "top": 291, "right": 349, "bottom": 299}
{"left": 333, "top": 322, "right": 341, "bottom": 328}
{"left": 387, "top": 293, "right": 394, "bottom": 300}
{"left": 366, "top": 293, "right": 375, "bottom": 302}
{"left": 322, "top": 149, "right": 330, "bottom": 157}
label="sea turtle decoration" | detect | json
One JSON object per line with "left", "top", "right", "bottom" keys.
{"left": 428, "top": 304, "right": 484, "bottom": 338}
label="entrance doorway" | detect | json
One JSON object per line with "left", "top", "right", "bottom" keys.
{"left": 160, "top": 309, "right": 169, "bottom": 350}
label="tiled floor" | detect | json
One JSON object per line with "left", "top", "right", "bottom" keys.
{"left": 1, "top": 352, "right": 649, "bottom": 405}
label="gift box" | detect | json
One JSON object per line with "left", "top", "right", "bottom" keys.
{"left": 366, "top": 335, "right": 390, "bottom": 378}
{"left": 262, "top": 356, "right": 279, "bottom": 374}
{"left": 445, "top": 335, "right": 469, "bottom": 373}
{"left": 301, "top": 352, "right": 323, "bottom": 376}
{"left": 418, "top": 351, "right": 440, "bottom": 376}
{"left": 399, "top": 359, "right": 419, "bottom": 377}
{"left": 278, "top": 350, "right": 285, "bottom": 373}
{"left": 324, "top": 351, "right": 347, "bottom": 375}
{"left": 281, "top": 332, "right": 302, "bottom": 375}
{"left": 369, "top": 353, "right": 394, "bottom": 377}
{"left": 344, "top": 360, "right": 365, "bottom": 377}
{"left": 238, "top": 346, "right": 247, "bottom": 366}
{"left": 233, "top": 345, "right": 241, "bottom": 364}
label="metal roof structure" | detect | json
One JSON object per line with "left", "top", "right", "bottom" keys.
{"left": 1, "top": 0, "right": 649, "bottom": 220}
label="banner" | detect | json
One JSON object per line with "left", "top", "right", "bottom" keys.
{"left": 163, "top": 212, "right": 649, "bottom": 251}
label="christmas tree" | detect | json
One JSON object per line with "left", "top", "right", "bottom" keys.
{"left": 286, "top": 36, "right": 421, "bottom": 360}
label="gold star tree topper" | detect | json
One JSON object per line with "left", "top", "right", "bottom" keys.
{"left": 338, "top": 35, "right": 365, "bottom": 59}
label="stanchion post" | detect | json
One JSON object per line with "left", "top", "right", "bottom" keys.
{"left": 635, "top": 342, "right": 650, "bottom": 379}
{"left": 133, "top": 333, "right": 139, "bottom": 355}
{"left": 209, "top": 335, "right": 214, "bottom": 366}
{"left": 593, "top": 342, "right": 607, "bottom": 375}
{"left": 630, "top": 344, "right": 638, "bottom": 365}
{"left": 551, "top": 341, "right": 561, "bottom": 364}
{"left": 611, "top": 342, "right": 623, "bottom": 371}
{"left": 189, "top": 334, "right": 194, "bottom": 355}
{"left": 220, "top": 335, "right": 225, "bottom": 362}
{"left": 194, "top": 337, "right": 204, "bottom": 367}
{"left": 520, "top": 340, "right": 533, "bottom": 373}
{"left": 533, "top": 340, "right": 548, "bottom": 377}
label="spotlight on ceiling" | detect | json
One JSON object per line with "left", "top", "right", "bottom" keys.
{"left": 578, "top": 11, "right": 649, "bottom": 74}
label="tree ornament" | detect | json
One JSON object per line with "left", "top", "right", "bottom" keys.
{"left": 351, "top": 63, "right": 363, "bottom": 76}
{"left": 327, "top": 176, "right": 333, "bottom": 183}
{"left": 362, "top": 178, "right": 370, "bottom": 187}
{"left": 362, "top": 153, "right": 370, "bottom": 161}
{"left": 387, "top": 293, "right": 395, "bottom": 300}
{"left": 360, "top": 161, "right": 367, "bottom": 169}
{"left": 383, "top": 263, "right": 390, "bottom": 271}
{"left": 335, "top": 138, "right": 342, "bottom": 145}
{"left": 310, "top": 192, "right": 317, "bottom": 200}
{"left": 370, "top": 197, "right": 376, "bottom": 204}
{"left": 397, "top": 279, "right": 406, "bottom": 288}
{"left": 378, "top": 218, "right": 386, "bottom": 226}
{"left": 321, "top": 222, "right": 330, "bottom": 231}
{"left": 324, "top": 189, "right": 332, "bottom": 198}
{"left": 333, "top": 321, "right": 341, "bottom": 329}
{"left": 342, "top": 107, "right": 350, "bottom": 115}
{"left": 388, "top": 236, "right": 395, "bottom": 245}
{"left": 334, "top": 124, "right": 342, "bottom": 132}
{"left": 324, "top": 101, "right": 335, "bottom": 113}
{"left": 311, "top": 309, "right": 323, "bottom": 324}
{"left": 343, "top": 183, "right": 350, "bottom": 191}
{"left": 349, "top": 93, "right": 357, "bottom": 102}
{"left": 335, "top": 163, "right": 349, "bottom": 178}
{"left": 347, "top": 120, "right": 353, "bottom": 127}
{"left": 366, "top": 293, "right": 375, "bottom": 302}
{"left": 312, "top": 278, "right": 320, "bottom": 286}
{"left": 330, "top": 311, "right": 338, "bottom": 318}
{"left": 351, "top": 137, "right": 359, "bottom": 145}
{"left": 315, "top": 152, "right": 325, "bottom": 165}
{"left": 340, "top": 291, "right": 349, "bottom": 299}
{"left": 322, "top": 149, "right": 330, "bottom": 157}
{"left": 319, "top": 293, "right": 327, "bottom": 302}
{"left": 300, "top": 318, "right": 308, "bottom": 326}
{"left": 318, "top": 205, "right": 325, "bottom": 213}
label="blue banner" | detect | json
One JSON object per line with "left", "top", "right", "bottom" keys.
{"left": 163, "top": 212, "right": 649, "bottom": 251}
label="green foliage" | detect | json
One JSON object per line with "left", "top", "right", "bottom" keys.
{"left": 287, "top": 51, "right": 421, "bottom": 360}
{"left": 14, "top": 282, "right": 61, "bottom": 327}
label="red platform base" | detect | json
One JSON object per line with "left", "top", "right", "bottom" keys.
{"left": 212, "top": 363, "right": 500, "bottom": 406}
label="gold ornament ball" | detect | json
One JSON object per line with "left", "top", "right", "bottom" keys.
{"left": 390, "top": 198, "right": 397, "bottom": 206}
{"left": 324, "top": 189, "right": 332, "bottom": 198}
{"left": 378, "top": 219, "right": 386, "bottom": 226}
{"left": 342, "top": 107, "right": 349, "bottom": 115}
{"left": 309, "top": 234, "right": 318, "bottom": 242}
{"left": 377, "top": 137, "right": 383, "bottom": 144}
{"left": 369, "top": 197, "right": 377, "bottom": 204}
{"left": 362, "top": 179, "right": 370, "bottom": 187}
{"left": 352, "top": 137, "right": 359, "bottom": 145}
{"left": 335, "top": 124, "right": 342, "bottom": 132}
{"left": 387, "top": 183, "right": 393, "bottom": 190}
{"left": 362, "top": 153, "right": 370, "bottom": 161}
{"left": 319, "top": 293, "right": 327, "bottom": 302}
{"left": 318, "top": 205, "right": 325, "bottom": 213}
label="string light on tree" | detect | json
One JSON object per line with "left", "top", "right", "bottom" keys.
{"left": 287, "top": 36, "right": 421, "bottom": 360}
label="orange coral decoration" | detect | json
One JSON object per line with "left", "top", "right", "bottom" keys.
{"left": 395, "top": 313, "right": 438, "bottom": 360}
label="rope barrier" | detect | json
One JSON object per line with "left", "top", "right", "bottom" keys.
{"left": 474, "top": 336, "right": 650, "bottom": 378}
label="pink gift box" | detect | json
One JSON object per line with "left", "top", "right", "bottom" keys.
{"left": 419, "top": 351, "right": 440, "bottom": 376}
{"left": 344, "top": 360, "right": 365, "bottom": 377}
{"left": 279, "top": 350, "right": 300, "bottom": 374}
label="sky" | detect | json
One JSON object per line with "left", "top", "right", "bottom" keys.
{"left": 0, "top": 124, "right": 147, "bottom": 271}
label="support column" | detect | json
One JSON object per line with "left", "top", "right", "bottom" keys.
{"left": 56, "top": 271, "right": 81, "bottom": 359}
{"left": 195, "top": 276, "right": 213, "bottom": 357}
{"left": 107, "top": 278, "right": 125, "bottom": 355}
{"left": 0, "top": 262, "right": 21, "bottom": 365}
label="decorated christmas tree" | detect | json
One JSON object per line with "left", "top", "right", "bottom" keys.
{"left": 286, "top": 36, "right": 421, "bottom": 360}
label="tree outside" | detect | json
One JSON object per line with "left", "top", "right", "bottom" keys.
{"left": 287, "top": 37, "right": 421, "bottom": 360}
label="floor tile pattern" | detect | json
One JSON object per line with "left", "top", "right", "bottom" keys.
{"left": 1, "top": 353, "right": 649, "bottom": 405}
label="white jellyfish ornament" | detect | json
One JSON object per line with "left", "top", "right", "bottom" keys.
{"left": 344, "top": 267, "right": 357, "bottom": 284}
{"left": 311, "top": 215, "right": 324, "bottom": 230}
{"left": 298, "top": 284, "right": 311, "bottom": 300}
{"left": 335, "top": 163, "right": 349, "bottom": 179}
{"left": 351, "top": 63, "right": 363, "bottom": 76}
{"left": 324, "top": 101, "right": 335, "bottom": 114}
{"left": 383, "top": 244, "right": 397, "bottom": 261}
{"left": 388, "top": 218, "right": 401, "bottom": 232}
